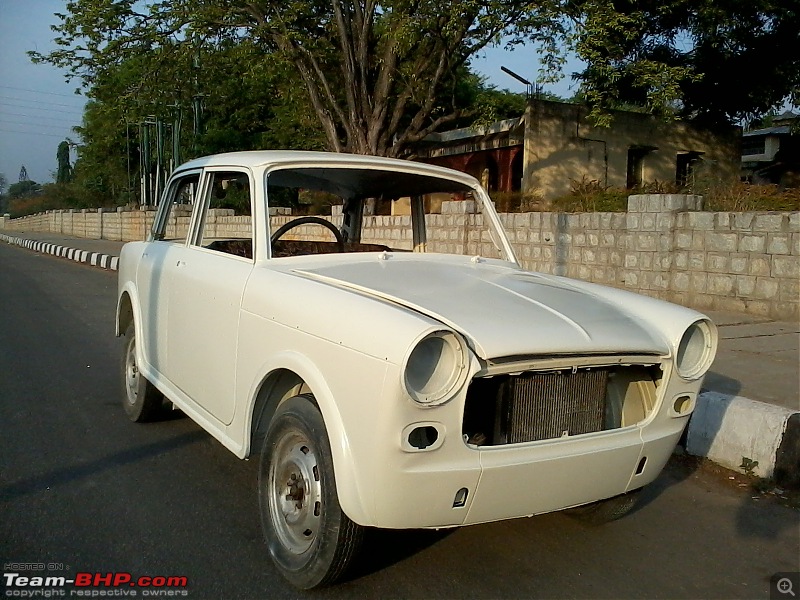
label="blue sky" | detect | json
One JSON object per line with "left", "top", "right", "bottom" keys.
{"left": 0, "top": 1, "right": 581, "bottom": 186}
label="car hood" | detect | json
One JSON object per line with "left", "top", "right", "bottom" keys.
{"left": 293, "top": 256, "right": 667, "bottom": 359}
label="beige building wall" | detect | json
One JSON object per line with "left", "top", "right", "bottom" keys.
{"left": 523, "top": 100, "right": 741, "bottom": 200}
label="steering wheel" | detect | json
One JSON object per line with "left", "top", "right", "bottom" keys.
{"left": 270, "top": 216, "right": 346, "bottom": 253}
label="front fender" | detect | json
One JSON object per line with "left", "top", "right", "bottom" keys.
{"left": 242, "top": 350, "right": 384, "bottom": 527}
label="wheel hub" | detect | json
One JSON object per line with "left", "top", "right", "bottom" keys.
{"left": 268, "top": 433, "right": 323, "bottom": 555}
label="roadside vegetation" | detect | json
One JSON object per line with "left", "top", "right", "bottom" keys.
{"left": 4, "top": 0, "right": 797, "bottom": 216}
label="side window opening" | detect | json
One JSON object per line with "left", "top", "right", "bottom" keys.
{"left": 152, "top": 173, "right": 200, "bottom": 241}
{"left": 196, "top": 171, "right": 254, "bottom": 260}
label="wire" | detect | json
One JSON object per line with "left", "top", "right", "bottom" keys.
{"left": 0, "top": 84, "right": 85, "bottom": 99}
{"left": 0, "top": 95, "right": 85, "bottom": 112}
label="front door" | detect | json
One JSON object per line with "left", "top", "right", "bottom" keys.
{"left": 166, "top": 169, "right": 255, "bottom": 425}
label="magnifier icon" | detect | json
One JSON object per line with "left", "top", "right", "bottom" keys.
{"left": 778, "top": 578, "right": 796, "bottom": 597}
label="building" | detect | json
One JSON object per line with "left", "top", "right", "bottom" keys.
{"left": 741, "top": 111, "right": 799, "bottom": 187}
{"left": 417, "top": 99, "right": 741, "bottom": 201}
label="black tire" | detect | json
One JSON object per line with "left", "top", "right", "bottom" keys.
{"left": 259, "top": 394, "right": 364, "bottom": 589}
{"left": 121, "top": 321, "right": 164, "bottom": 422}
{"left": 566, "top": 488, "right": 642, "bottom": 525}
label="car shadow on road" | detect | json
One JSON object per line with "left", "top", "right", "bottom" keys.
{"left": 0, "top": 430, "right": 205, "bottom": 501}
{"left": 344, "top": 527, "right": 455, "bottom": 583}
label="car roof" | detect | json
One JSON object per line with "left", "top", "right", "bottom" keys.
{"left": 175, "top": 150, "right": 479, "bottom": 186}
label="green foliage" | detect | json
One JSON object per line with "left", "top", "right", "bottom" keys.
{"left": 56, "top": 141, "right": 73, "bottom": 184}
{"left": 8, "top": 180, "right": 42, "bottom": 199}
{"left": 569, "top": 0, "right": 800, "bottom": 126}
{"left": 32, "top": 0, "right": 568, "bottom": 158}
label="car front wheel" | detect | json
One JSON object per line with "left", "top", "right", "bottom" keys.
{"left": 121, "top": 322, "right": 163, "bottom": 422}
{"left": 259, "top": 394, "right": 363, "bottom": 589}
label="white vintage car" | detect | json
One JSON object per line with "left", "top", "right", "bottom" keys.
{"left": 117, "top": 150, "right": 717, "bottom": 588}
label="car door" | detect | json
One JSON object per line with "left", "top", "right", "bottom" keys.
{"left": 136, "top": 171, "right": 200, "bottom": 376}
{"left": 165, "top": 168, "right": 255, "bottom": 426}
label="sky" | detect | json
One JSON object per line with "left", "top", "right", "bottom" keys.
{"left": 0, "top": 1, "right": 581, "bottom": 187}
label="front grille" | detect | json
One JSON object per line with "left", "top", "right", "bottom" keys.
{"left": 503, "top": 369, "right": 609, "bottom": 443}
{"left": 463, "top": 365, "right": 655, "bottom": 446}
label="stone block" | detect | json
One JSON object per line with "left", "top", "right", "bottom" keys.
{"left": 736, "top": 275, "right": 756, "bottom": 297}
{"left": 674, "top": 251, "right": 689, "bottom": 269}
{"left": 706, "top": 253, "right": 729, "bottom": 272}
{"left": 708, "top": 274, "right": 734, "bottom": 295}
{"left": 706, "top": 233, "right": 737, "bottom": 252}
{"left": 688, "top": 212, "right": 714, "bottom": 230}
{"left": 691, "top": 232, "right": 706, "bottom": 250}
{"left": 635, "top": 233, "right": 657, "bottom": 251}
{"left": 766, "top": 234, "right": 791, "bottom": 255}
{"left": 672, "top": 272, "right": 690, "bottom": 292}
{"left": 779, "top": 278, "right": 800, "bottom": 303}
{"left": 730, "top": 254, "right": 748, "bottom": 274}
{"left": 748, "top": 257, "right": 771, "bottom": 276}
{"left": 715, "top": 213, "right": 731, "bottom": 229}
{"left": 691, "top": 272, "right": 708, "bottom": 293}
{"left": 773, "top": 256, "right": 799, "bottom": 278}
{"left": 675, "top": 232, "right": 692, "bottom": 250}
{"left": 689, "top": 252, "right": 706, "bottom": 270}
{"left": 753, "top": 214, "right": 785, "bottom": 232}
{"left": 738, "top": 234, "right": 766, "bottom": 253}
{"left": 656, "top": 213, "right": 676, "bottom": 231}
{"left": 754, "top": 278, "right": 779, "bottom": 300}
{"left": 789, "top": 213, "right": 800, "bottom": 232}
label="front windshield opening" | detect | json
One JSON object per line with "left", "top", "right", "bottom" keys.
{"left": 265, "top": 166, "right": 509, "bottom": 260}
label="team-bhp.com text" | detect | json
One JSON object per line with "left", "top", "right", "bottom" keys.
{"left": 4, "top": 572, "right": 188, "bottom": 598}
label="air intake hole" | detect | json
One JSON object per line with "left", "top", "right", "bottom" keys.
{"left": 408, "top": 426, "right": 438, "bottom": 450}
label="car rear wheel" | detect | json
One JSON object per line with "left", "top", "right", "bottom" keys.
{"left": 121, "top": 322, "right": 164, "bottom": 422}
{"left": 259, "top": 394, "right": 363, "bottom": 589}
{"left": 566, "top": 488, "right": 642, "bottom": 525}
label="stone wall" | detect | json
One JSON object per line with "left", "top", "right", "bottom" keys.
{"left": 2, "top": 195, "right": 797, "bottom": 319}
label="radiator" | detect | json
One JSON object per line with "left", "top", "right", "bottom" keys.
{"left": 497, "top": 369, "right": 610, "bottom": 443}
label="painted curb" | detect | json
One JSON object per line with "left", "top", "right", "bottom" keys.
{"left": 686, "top": 391, "right": 800, "bottom": 486}
{"left": 0, "top": 233, "right": 119, "bottom": 271}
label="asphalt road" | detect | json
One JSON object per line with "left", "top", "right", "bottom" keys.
{"left": 1, "top": 243, "right": 798, "bottom": 600}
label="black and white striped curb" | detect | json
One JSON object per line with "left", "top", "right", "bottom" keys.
{"left": 0, "top": 233, "right": 119, "bottom": 271}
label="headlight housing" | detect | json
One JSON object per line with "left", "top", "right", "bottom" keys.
{"left": 676, "top": 319, "right": 716, "bottom": 380}
{"left": 403, "top": 331, "right": 468, "bottom": 405}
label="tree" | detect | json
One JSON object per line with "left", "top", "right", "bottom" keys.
{"left": 33, "top": 0, "right": 567, "bottom": 157}
{"left": 569, "top": 0, "right": 800, "bottom": 126}
{"left": 0, "top": 173, "right": 7, "bottom": 214}
{"left": 9, "top": 180, "right": 41, "bottom": 199}
{"left": 56, "top": 141, "right": 73, "bottom": 184}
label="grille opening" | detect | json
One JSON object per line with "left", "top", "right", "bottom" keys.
{"left": 463, "top": 365, "right": 660, "bottom": 446}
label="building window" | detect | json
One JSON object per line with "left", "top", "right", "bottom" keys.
{"left": 742, "top": 139, "right": 766, "bottom": 156}
{"left": 676, "top": 151, "right": 703, "bottom": 188}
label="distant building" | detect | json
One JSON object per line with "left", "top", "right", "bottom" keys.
{"left": 741, "top": 111, "right": 799, "bottom": 188}
{"left": 416, "top": 99, "right": 741, "bottom": 201}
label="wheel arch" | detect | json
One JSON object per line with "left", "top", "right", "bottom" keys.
{"left": 245, "top": 353, "right": 371, "bottom": 526}
{"left": 116, "top": 285, "right": 139, "bottom": 337}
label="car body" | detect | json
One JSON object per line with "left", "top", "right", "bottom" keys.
{"left": 117, "top": 150, "right": 717, "bottom": 588}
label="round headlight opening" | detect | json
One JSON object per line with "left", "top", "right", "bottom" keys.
{"left": 404, "top": 331, "right": 466, "bottom": 405}
{"left": 677, "top": 320, "right": 714, "bottom": 379}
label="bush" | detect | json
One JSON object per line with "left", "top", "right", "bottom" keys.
{"left": 699, "top": 181, "right": 800, "bottom": 212}
{"left": 550, "top": 176, "right": 629, "bottom": 213}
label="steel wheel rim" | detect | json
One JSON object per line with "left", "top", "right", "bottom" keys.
{"left": 268, "top": 429, "right": 323, "bottom": 555}
{"left": 124, "top": 337, "right": 139, "bottom": 405}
